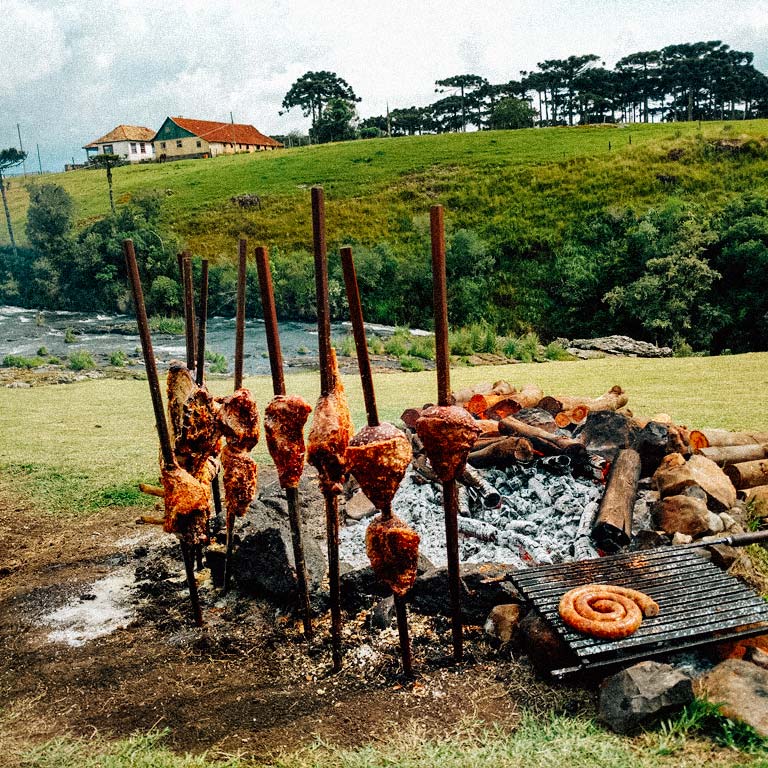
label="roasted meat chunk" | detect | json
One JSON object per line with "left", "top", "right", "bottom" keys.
{"left": 415, "top": 405, "right": 482, "bottom": 482}
{"left": 161, "top": 463, "right": 211, "bottom": 544}
{"left": 221, "top": 443, "right": 258, "bottom": 518}
{"left": 264, "top": 394, "right": 312, "bottom": 488}
{"left": 217, "top": 388, "right": 260, "bottom": 451}
{"left": 346, "top": 423, "right": 412, "bottom": 510}
{"left": 307, "top": 350, "right": 352, "bottom": 495}
{"left": 365, "top": 513, "right": 420, "bottom": 597}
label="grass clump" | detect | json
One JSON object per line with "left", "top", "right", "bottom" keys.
{"left": 2, "top": 354, "right": 46, "bottom": 369}
{"left": 37, "top": 346, "right": 48, "bottom": 357}
{"left": 205, "top": 350, "right": 227, "bottom": 374}
{"left": 338, "top": 334, "right": 357, "bottom": 357}
{"left": 109, "top": 349, "right": 127, "bottom": 367}
{"left": 149, "top": 315, "right": 185, "bottom": 335}
{"left": 503, "top": 332, "right": 542, "bottom": 363}
{"left": 449, "top": 327, "right": 474, "bottom": 356}
{"left": 409, "top": 334, "right": 435, "bottom": 360}
{"left": 63, "top": 327, "right": 77, "bottom": 343}
{"left": 367, "top": 335, "right": 385, "bottom": 355}
{"left": 296, "top": 345, "right": 309, "bottom": 355}
{"left": 399, "top": 354, "right": 425, "bottom": 372}
{"left": 544, "top": 341, "right": 575, "bottom": 361}
{"left": 383, "top": 330, "right": 409, "bottom": 357}
{"left": 67, "top": 351, "right": 96, "bottom": 371}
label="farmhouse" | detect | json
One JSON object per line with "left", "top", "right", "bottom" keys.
{"left": 152, "top": 116, "right": 282, "bottom": 160}
{"left": 83, "top": 125, "right": 156, "bottom": 162}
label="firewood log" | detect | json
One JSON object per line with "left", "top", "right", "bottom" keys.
{"left": 466, "top": 392, "right": 514, "bottom": 418}
{"left": 698, "top": 444, "right": 768, "bottom": 467}
{"left": 743, "top": 485, "right": 768, "bottom": 517}
{"left": 538, "top": 385, "right": 628, "bottom": 415}
{"left": 689, "top": 429, "right": 768, "bottom": 450}
{"left": 498, "top": 415, "right": 586, "bottom": 459}
{"left": 484, "top": 397, "right": 523, "bottom": 421}
{"left": 554, "top": 405, "right": 589, "bottom": 428}
{"left": 592, "top": 448, "right": 641, "bottom": 552}
{"left": 467, "top": 435, "right": 535, "bottom": 467}
{"left": 724, "top": 459, "right": 768, "bottom": 490}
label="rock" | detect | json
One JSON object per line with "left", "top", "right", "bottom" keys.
{"left": 567, "top": 335, "right": 672, "bottom": 358}
{"left": 672, "top": 532, "right": 693, "bottom": 546}
{"left": 631, "top": 529, "right": 668, "bottom": 550}
{"left": 409, "top": 563, "right": 520, "bottom": 624}
{"left": 345, "top": 491, "right": 376, "bottom": 521}
{"left": 518, "top": 610, "right": 573, "bottom": 673}
{"left": 654, "top": 495, "right": 710, "bottom": 537}
{"left": 206, "top": 546, "right": 226, "bottom": 587}
{"left": 371, "top": 596, "right": 396, "bottom": 629}
{"left": 714, "top": 633, "right": 768, "bottom": 661}
{"left": 599, "top": 661, "right": 694, "bottom": 734}
{"left": 719, "top": 512, "right": 737, "bottom": 530}
{"left": 484, "top": 604, "right": 521, "bottom": 645}
{"left": 697, "top": 659, "right": 768, "bottom": 736}
{"left": 706, "top": 511, "right": 726, "bottom": 534}
{"left": 682, "top": 485, "right": 708, "bottom": 502}
{"left": 707, "top": 543, "right": 739, "bottom": 570}
{"left": 653, "top": 453, "right": 696, "bottom": 497}
{"left": 746, "top": 646, "right": 768, "bottom": 670}
{"left": 688, "top": 454, "right": 738, "bottom": 511}
{"left": 340, "top": 566, "right": 390, "bottom": 612}
{"left": 234, "top": 529, "right": 298, "bottom": 600}
{"left": 6, "top": 381, "right": 31, "bottom": 388}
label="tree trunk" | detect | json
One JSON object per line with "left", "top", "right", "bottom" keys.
{"left": 106, "top": 165, "right": 115, "bottom": 214}
{"left": 0, "top": 172, "right": 17, "bottom": 258}
{"left": 592, "top": 448, "right": 641, "bottom": 552}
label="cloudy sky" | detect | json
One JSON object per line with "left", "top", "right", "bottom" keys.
{"left": 2, "top": 0, "right": 767, "bottom": 172}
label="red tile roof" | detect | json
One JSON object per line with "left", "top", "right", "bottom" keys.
{"left": 171, "top": 117, "right": 282, "bottom": 148}
{"left": 84, "top": 125, "right": 155, "bottom": 148}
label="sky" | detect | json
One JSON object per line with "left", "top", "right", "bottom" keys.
{"left": 2, "top": 0, "right": 768, "bottom": 172}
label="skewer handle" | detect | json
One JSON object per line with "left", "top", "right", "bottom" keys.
{"left": 195, "top": 259, "right": 209, "bottom": 386}
{"left": 180, "top": 540, "right": 204, "bottom": 627}
{"left": 430, "top": 206, "right": 451, "bottom": 407}
{"left": 325, "top": 492, "right": 342, "bottom": 671}
{"left": 287, "top": 486, "right": 314, "bottom": 641}
{"left": 312, "top": 187, "right": 334, "bottom": 396}
{"left": 442, "top": 480, "right": 463, "bottom": 661}
{"left": 393, "top": 594, "right": 414, "bottom": 678}
{"left": 234, "top": 238, "right": 247, "bottom": 390}
{"left": 123, "top": 239, "right": 175, "bottom": 469}
{"left": 340, "top": 246, "right": 378, "bottom": 428}
{"left": 182, "top": 253, "right": 197, "bottom": 372}
{"left": 255, "top": 245, "right": 286, "bottom": 397}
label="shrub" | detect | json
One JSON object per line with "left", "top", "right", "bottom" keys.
{"left": 399, "top": 355, "right": 424, "bottom": 372}
{"left": 63, "top": 327, "right": 76, "bottom": 344}
{"left": 449, "top": 327, "right": 474, "bottom": 356}
{"left": 339, "top": 335, "right": 357, "bottom": 357}
{"left": 409, "top": 334, "right": 435, "bottom": 360}
{"left": 109, "top": 349, "right": 127, "bottom": 367}
{"left": 149, "top": 315, "right": 184, "bottom": 335}
{"left": 296, "top": 345, "right": 309, "bottom": 355}
{"left": 3, "top": 354, "right": 45, "bottom": 369}
{"left": 37, "top": 346, "right": 48, "bottom": 357}
{"left": 673, "top": 339, "right": 694, "bottom": 357}
{"left": 68, "top": 351, "right": 95, "bottom": 371}
{"left": 205, "top": 350, "right": 227, "bottom": 373}
{"left": 367, "top": 335, "right": 385, "bottom": 355}
{"left": 384, "top": 332, "right": 408, "bottom": 357}
{"left": 544, "top": 341, "right": 575, "bottom": 361}
{"left": 503, "top": 332, "right": 541, "bottom": 362}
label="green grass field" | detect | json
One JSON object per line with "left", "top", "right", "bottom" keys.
{"left": 4, "top": 121, "right": 768, "bottom": 259}
{"left": 1, "top": 353, "right": 766, "bottom": 515}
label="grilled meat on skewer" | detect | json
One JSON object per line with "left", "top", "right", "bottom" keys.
{"left": 366, "top": 514, "right": 420, "bottom": 597}
{"left": 217, "top": 388, "right": 261, "bottom": 451}
{"left": 415, "top": 405, "right": 482, "bottom": 482}
{"left": 161, "top": 463, "right": 211, "bottom": 545}
{"left": 307, "top": 350, "right": 352, "bottom": 495}
{"left": 264, "top": 394, "right": 312, "bottom": 489}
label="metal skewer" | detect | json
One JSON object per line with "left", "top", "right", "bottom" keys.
{"left": 181, "top": 252, "right": 197, "bottom": 373}
{"left": 341, "top": 245, "right": 414, "bottom": 677}
{"left": 255, "top": 244, "right": 314, "bottom": 641}
{"left": 223, "top": 239, "right": 248, "bottom": 595}
{"left": 430, "top": 205, "right": 463, "bottom": 662}
{"left": 313, "top": 187, "right": 344, "bottom": 671}
{"left": 123, "top": 238, "right": 203, "bottom": 627}
{"left": 195, "top": 259, "right": 209, "bottom": 387}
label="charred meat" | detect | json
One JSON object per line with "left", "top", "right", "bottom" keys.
{"left": 366, "top": 514, "right": 420, "bottom": 597}
{"left": 415, "top": 405, "right": 482, "bottom": 482}
{"left": 264, "top": 394, "right": 312, "bottom": 489}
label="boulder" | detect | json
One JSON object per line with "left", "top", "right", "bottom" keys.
{"left": 688, "top": 454, "right": 737, "bottom": 511}
{"left": 567, "top": 335, "right": 672, "bottom": 358}
{"left": 653, "top": 453, "right": 697, "bottom": 497}
{"left": 599, "top": 661, "right": 694, "bottom": 734}
{"left": 484, "top": 603, "right": 521, "bottom": 645}
{"left": 697, "top": 659, "right": 768, "bottom": 736}
{"left": 345, "top": 491, "right": 376, "bottom": 521}
{"left": 654, "top": 495, "right": 710, "bottom": 537}
{"left": 233, "top": 528, "right": 297, "bottom": 601}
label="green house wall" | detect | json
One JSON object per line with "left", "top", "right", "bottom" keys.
{"left": 153, "top": 118, "right": 196, "bottom": 142}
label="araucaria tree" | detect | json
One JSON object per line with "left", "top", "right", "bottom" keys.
{"left": 281, "top": 71, "right": 360, "bottom": 142}
{"left": 0, "top": 148, "right": 27, "bottom": 258}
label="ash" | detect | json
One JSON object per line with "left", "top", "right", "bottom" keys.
{"left": 340, "top": 462, "right": 605, "bottom": 569}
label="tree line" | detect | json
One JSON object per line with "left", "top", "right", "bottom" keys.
{"left": 280, "top": 41, "right": 768, "bottom": 142}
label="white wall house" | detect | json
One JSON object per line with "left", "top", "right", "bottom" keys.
{"left": 83, "top": 125, "right": 156, "bottom": 163}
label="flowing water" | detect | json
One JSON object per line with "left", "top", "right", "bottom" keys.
{"left": 0, "top": 305, "right": 384, "bottom": 375}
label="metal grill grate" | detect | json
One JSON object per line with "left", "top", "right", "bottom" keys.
{"left": 511, "top": 547, "right": 768, "bottom": 677}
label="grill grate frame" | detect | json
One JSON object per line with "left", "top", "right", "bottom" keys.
{"left": 511, "top": 547, "right": 768, "bottom": 677}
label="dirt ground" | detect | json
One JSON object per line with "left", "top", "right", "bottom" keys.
{"left": 0, "top": 479, "right": 594, "bottom": 763}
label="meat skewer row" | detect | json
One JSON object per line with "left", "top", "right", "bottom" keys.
{"left": 558, "top": 584, "right": 659, "bottom": 640}
{"left": 258, "top": 241, "right": 315, "bottom": 641}
{"left": 341, "top": 244, "right": 420, "bottom": 675}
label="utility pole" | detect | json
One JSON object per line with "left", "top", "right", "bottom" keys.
{"left": 36, "top": 144, "right": 42, "bottom": 175}
{"left": 386, "top": 102, "right": 391, "bottom": 136}
{"left": 16, "top": 124, "right": 26, "bottom": 177}
{"left": 230, "top": 111, "right": 236, "bottom": 154}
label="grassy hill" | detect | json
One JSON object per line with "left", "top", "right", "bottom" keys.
{"left": 4, "top": 120, "right": 768, "bottom": 259}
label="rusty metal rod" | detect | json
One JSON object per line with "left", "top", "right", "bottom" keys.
{"left": 255, "top": 244, "right": 313, "bottom": 640}
{"left": 255, "top": 246, "right": 286, "bottom": 396}
{"left": 325, "top": 491, "right": 342, "bottom": 671}
{"left": 182, "top": 253, "right": 197, "bottom": 372}
{"left": 312, "top": 187, "right": 333, "bottom": 396}
{"left": 195, "top": 259, "right": 209, "bottom": 387}
{"left": 124, "top": 239, "right": 203, "bottom": 626}
{"left": 430, "top": 206, "right": 451, "bottom": 407}
{"left": 442, "top": 480, "right": 463, "bottom": 661}
{"left": 340, "top": 246, "right": 378, "bottom": 428}
{"left": 394, "top": 594, "right": 414, "bottom": 678}
{"left": 123, "top": 239, "right": 174, "bottom": 469}
{"left": 234, "top": 238, "right": 247, "bottom": 390}
{"left": 222, "top": 514, "right": 236, "bottom": 596}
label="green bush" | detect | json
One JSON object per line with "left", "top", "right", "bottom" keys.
{"left": 409, "top": 334, "right": 435, "bottom": 360}
{"left": 63, "top": 327, "right": 76, "bottom": 344}
{"left": 544, "top": 341, "right": 574, "bottom": 361}
{"left": 149, "top": 315, "right": 184, "bottom": 335}
{"left": 399, "top": 355, "right": 424, "bottom": 372}
{"left": 68, "top": 351, "right": 95, "bottom": 371}
{"left": 37, "top": 346, "right": 48, "bottom": 357}
{"left": 339, "top": 335, "right": 357, "bottom": 357}
{"left": 383, "top": 332, "right": 408, "bottom": 357}
{"left": 367, "top": 335, "right": 385, "bottom": 355}
{"left": 673, "top": 339, "right": 694, "bottom": 357}
{"left": 3, "top": 354, "right": 45, "bottom": 369}
{"left": 449, "top": 327, "right": 474, "bottom": 356}
{"left": 109, "top": 349, "right": 127, "bottom": 367}
{"left": 204, "top": 350, "right": 227, "bottom": 373}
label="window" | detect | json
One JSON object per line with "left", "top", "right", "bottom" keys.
{"left": 196, "top": 140, "right": 202, "bottom": 148}
{"left": 103, "top": 145, "right": 114, "bottom": 154}
{"left": 140, "top": 142, "right": 146, "bottom": 154}
{"left": 130, "top": 142, "right": 137, "bottom": 153}
{"left": 160, "top": 141, "right": 166, "bottom": 149}
{"left": 176, "top": 140, "right": 183, "bottom": 148}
